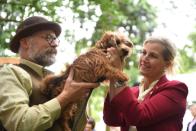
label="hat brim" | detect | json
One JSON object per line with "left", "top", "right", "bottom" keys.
{"left": 10, "top": 22, "right": 61, "bottom": 53}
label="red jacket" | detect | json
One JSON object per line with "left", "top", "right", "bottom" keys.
{"left": 103, "top": 75, "right": 188, "bottom": 131}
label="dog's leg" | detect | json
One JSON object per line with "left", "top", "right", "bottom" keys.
{"left": 108, "top": 70, "right": 128, "bottom": 88}
{"left": 105, "top": 66, "right": 128, "bottom": 85}
{"left": 94, "top": 63, "right": 128, "bottom": 83}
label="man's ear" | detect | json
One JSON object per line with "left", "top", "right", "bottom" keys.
{"left": 19, "top": 38, "right": 29, "bottom": 49}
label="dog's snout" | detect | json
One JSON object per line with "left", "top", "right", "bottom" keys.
{"left": 120, "top": 43, "right": 132, "bottom": 57}
{"left": 122, "top": 49, "right": 129, "bottom": 57}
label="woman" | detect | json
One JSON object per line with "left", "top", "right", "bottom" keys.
{"left": 84, "top": 117, "right": 96, "bottom": 131}
{"left": 103, "top": 36, "right": 188, "bottom": 131}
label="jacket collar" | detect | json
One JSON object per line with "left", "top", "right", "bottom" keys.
{"left": 155, "top": 75, "right": 168, "bottom": 87}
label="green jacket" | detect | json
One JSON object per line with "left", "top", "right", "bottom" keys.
{"left": 0, "top": 59, "right": 87, "bottom": 131}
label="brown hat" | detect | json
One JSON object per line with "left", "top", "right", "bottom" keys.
{"left": 10, "top": 16, "right": 61, "bottom": 53}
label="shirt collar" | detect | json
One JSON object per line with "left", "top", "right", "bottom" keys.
{"left": 138, "top": 75, "right": 168, "bottom": 101}
{"left": 138, "top": 79, "right": 158, "bottom": 101}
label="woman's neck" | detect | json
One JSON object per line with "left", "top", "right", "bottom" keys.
{"left": 142, "top": 74, "right": 164, "bottom": 89}
{"left": 142, "top": 79, "right": 153, "bottom": 89}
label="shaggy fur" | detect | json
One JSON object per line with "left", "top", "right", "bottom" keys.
{"left": 41, "top": 31, "right": 133, "bottom": 131}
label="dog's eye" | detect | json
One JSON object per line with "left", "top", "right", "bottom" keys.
{"left": 125, "top": 41, "right": 133, "bottom": 47}
{"left": 116, "top": 39, "right": 120, "bottom": 45}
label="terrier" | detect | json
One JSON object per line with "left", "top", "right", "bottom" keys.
{"left": 41, "top": 31, "right": 133, "bottom": 131}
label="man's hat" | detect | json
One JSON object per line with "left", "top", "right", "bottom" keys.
{"left": 10, "top": 16, "right": 61, "bottom": 53}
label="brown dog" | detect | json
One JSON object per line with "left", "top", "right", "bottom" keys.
{"left": 41, "top": 31, "right": 133, "bottom": 131}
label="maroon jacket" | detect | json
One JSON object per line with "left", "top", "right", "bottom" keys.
{"left": 103, "top": 75, "right": 188, "bottom": 131}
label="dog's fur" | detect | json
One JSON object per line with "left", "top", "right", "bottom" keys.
{"left": 41, "top": 31, "right": 133, "bottom": 131}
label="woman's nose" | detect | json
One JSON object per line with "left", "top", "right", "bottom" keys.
{"left": 142, "top": 54, "right": 149, "bottom": 61}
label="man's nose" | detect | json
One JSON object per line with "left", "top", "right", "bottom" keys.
{"left": 50, "top": 40, "right": 59, "bottom": 47}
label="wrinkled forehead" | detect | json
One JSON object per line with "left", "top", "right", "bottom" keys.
{"left": 144, "top": 41, "right": 165, "bottom": 49}
{"left": 143, "top": 40, "right": 167, "bottom": 53}
{"left": 143, "top": 42, "right": 165, "bottom": 55}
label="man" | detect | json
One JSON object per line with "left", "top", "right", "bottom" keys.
{"left": 187, "top": 104, "right": 196, "bottom": 131}
{"left": 0, "top": 16, "right": 99, "bottom": 131}
{"left": 84, "top": 117, "right": 96, "bottom": 131}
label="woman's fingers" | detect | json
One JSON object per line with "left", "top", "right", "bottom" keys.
{"left": 107, "top": 47, "right": 123, "bottom": 69}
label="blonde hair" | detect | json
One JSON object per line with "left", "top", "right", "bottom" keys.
{"left": 143, "top": 36, "right": 177, "bottom": 74}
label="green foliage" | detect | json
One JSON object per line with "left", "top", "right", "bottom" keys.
{"left": 177, "top": 25, "right": 196, "bottom": 73}
{"left": 125, "top": 66, "right": 140, "bottom": 86}
{"left": 188, "top": 30, "right": 196, "bottom": 53}
{"left": 87, "top": 84, "right": 108, "bottom": 121}
{"left": 178, "top": 48, "right": 195, "bottom": 73}
{"left": 0, "top": 0, "right": 64, "bottom": 55}
{"left": 177, "top": 27, "right": 196, "bottom": 73}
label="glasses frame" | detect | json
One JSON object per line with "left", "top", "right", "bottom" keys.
{"left": 39, "top": 34, "right": 60, "bottom": 47}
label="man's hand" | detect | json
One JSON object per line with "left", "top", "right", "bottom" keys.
{"left": 57, "top": 69, "right": 99, "bottom": 109}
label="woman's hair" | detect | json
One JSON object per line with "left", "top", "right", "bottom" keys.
{"left": 143, "top": 36, "right": 177, "bottom": 74}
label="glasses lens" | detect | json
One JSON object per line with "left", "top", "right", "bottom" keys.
{"left": 46, "top": 35, "right": 59, "bottom": 46}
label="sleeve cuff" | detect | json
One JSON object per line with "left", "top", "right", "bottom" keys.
{"left": 43, "top": 98, "right": 61, "bottom": 121}
{"left": 110, "top": 87, "right": 135, "bottom": 112}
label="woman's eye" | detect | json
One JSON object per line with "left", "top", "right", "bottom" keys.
{"left": 150, "top": 54, "right": 158, "bottom": 58}
{"left": 139, "top": 50, "right": 158, "bottom": 59}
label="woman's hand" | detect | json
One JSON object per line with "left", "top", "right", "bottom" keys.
{"left": 106, "top": 47, "right": 127, "bottom": 100}
{"left": 106, "top": 47, "right": 123, "bottom": 70}
{"left": 57, "top": 69, "right": 100, "bottom": 109}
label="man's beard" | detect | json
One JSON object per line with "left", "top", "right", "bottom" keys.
{"left": 28, "top": 48, "right": 57, "bottom": 66}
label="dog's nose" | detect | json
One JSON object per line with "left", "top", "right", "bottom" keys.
{"left": 122, "top": 49, "right": 129, "bottom": 57}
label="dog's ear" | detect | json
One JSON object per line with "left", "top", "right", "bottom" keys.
{"left": 95, "top": 31, "right": 117, "bottom": 49}
{"left": 108, "top": 34, "right": 117, "bottom": 47}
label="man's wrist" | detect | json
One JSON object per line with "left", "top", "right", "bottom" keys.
{"left": 56, "top": 91, "right": 69, "bottom": 109}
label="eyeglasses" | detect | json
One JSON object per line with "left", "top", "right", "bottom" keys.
{"left": 40, "top": 34, "right": 60, "bottom": 46}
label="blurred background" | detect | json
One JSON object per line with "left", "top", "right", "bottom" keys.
{"left": 0, "top": 0, "right": 195, "bottom": 131}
